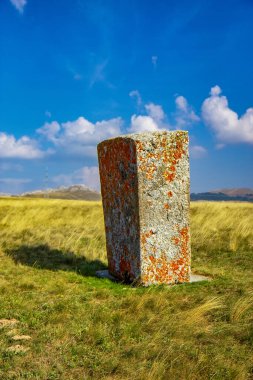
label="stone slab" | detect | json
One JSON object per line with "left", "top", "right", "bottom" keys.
{"left": 97, "top": 131, "right": 191, "bottom": 286}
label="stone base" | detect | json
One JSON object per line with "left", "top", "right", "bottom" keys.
{"left": 189, "top": 274, "right": 211, "bottom": 283}
{"left": 96, "top": 270, "right": 118, "bottom": 282}
{"left": 96, "top": 270, "right": 210, "bottom": 284}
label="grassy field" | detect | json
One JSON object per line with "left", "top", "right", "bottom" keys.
{"left": 0, "top": 198, "right": 253, "bottom": 380}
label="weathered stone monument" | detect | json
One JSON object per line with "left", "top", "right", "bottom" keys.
{"left": 97, "top": 130, "right": 191, "bottom": 286}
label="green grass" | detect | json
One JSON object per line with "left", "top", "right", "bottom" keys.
{"left": 0, "top": 198, "right": 253, "bottom": 380}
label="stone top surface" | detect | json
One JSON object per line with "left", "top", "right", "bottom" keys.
{"left": 97, "top": 130, "right": 188, "bottom": 147}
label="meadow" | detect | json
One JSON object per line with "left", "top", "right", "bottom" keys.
{"left": 0, "top": 198, "right": 253, "bottom": 380}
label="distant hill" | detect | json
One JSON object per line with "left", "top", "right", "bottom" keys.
{"left": 11, "top": 185, "right": 253, "bottom": 203}
{"left": 191, "top": 188, "right": 253, "bottom": 202}
{"left": 19, "top": 185, "right": 101, "bottom": 201}
{"left": 211, "top": 188, "right": 253, "bottom": 197}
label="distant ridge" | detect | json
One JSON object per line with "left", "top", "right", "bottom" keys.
{"left": 0, "top": 193, "right": 10, "bottom": 197}
{"left": 191, "top": 188, "right": 253, "bottom": 202}
{"left": 4, "top": 185, "right": 253, "bottom": 202}
{"left": 19, "top": 185, "right": 101, "bottom": 201}
{"left": 211, "top": 188, "right": 253, "bottom": 197}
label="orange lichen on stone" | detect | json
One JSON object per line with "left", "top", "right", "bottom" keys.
{"left": 169, "top": 226, "right": 190, "bottom": 282}
{"left": 160, "top": 133, "right": 188, "bottom": 184}
{"left": 135, "top": 132, "right": 188, "bottom": 183}
{"left": 172, "top": 236, "right": 180, "bottom": 245}
{"left": 180, "top": 226, "right": 190, "bottom": 257}
{"left": 149, "top": 255, "right": 156, "bottom": 264}
{"left": 163, "top": 171, "right": 176, "bottom": 183}
{"left": 143, "top": 253, "right": 174, "bottom": 284}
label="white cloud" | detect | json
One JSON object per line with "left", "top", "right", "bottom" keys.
{"left": 38, "top": 116, "right": 123, "bottom": 157}
{"left": 129, "top": 96, "right": 168, "bottom": 132}
{"left": 175, "top": 96, "right": 188, "bottom": 112}
{"left": 202, "top": 86, "right": 253, "bottom": 144}
{"left": 0, "top": 132, "right": 46, "bottom": 159}
{"left": 40, "top": 107, "right": 168, "bottom": 149}
{"left": 90, "top": 61, "right": 107, "bottom": 87}
{"left": 190, "top": 145, "right": 207, "bottom": 159}
{"left": 129, "top": 115, "right": 159, "bottom": 133}
{"left": 9, "top": 0, "right": 27, "bottom": 13}
{"left": 145, "top": 103, "right": 165, "bottom": 122}
{"left": 52, "top": 166, "right": 100, "bottom": 191}
{"left": 45, "top": 110, "right": 52, "bottom": 118}
{"left": 38, "top": 121, "right": 60, "bottom": 144}
{"left": 175, "top": 95, "right": 200, "bottom": 128}
{"left": 129, "top": 90, "right": 142, "bottom": 107}
{"left": 151, "top": 56, "right": 158, "bottom": 69}
{"left": 89, "top": 60, "right": 114, "bottom": 89}
{"left": 210, "top": 85, "right": 222, "bottom": 96}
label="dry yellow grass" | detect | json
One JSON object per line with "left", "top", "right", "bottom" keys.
{"left": 0, "top": 198, "right": 252, "bottom": 380}
{"left": 190, "top": 201, "right": 253, "bottom": 252}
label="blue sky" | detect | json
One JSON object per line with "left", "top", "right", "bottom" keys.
{"left": 0, "top": 0, "right": 253, "bottom": 194}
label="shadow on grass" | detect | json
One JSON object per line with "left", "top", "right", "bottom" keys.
{"left": 6, "top": 244, "right": 106, "bottom": 277}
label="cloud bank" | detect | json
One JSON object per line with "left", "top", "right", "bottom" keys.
{"left": 0, "top": 132, "right": 46, "bottom": 159}
{"left": 202, "top": 85, "right": 253, "bottom": 144}
{"left": 37, "top": 117, "right": 123, "bottom": 157}
{"left": 4, "top": 84, "right": 253, "bottom": 193}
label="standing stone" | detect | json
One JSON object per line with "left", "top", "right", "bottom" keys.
{"left": 97, "top": 130, "right": 191, "bottom": 286}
